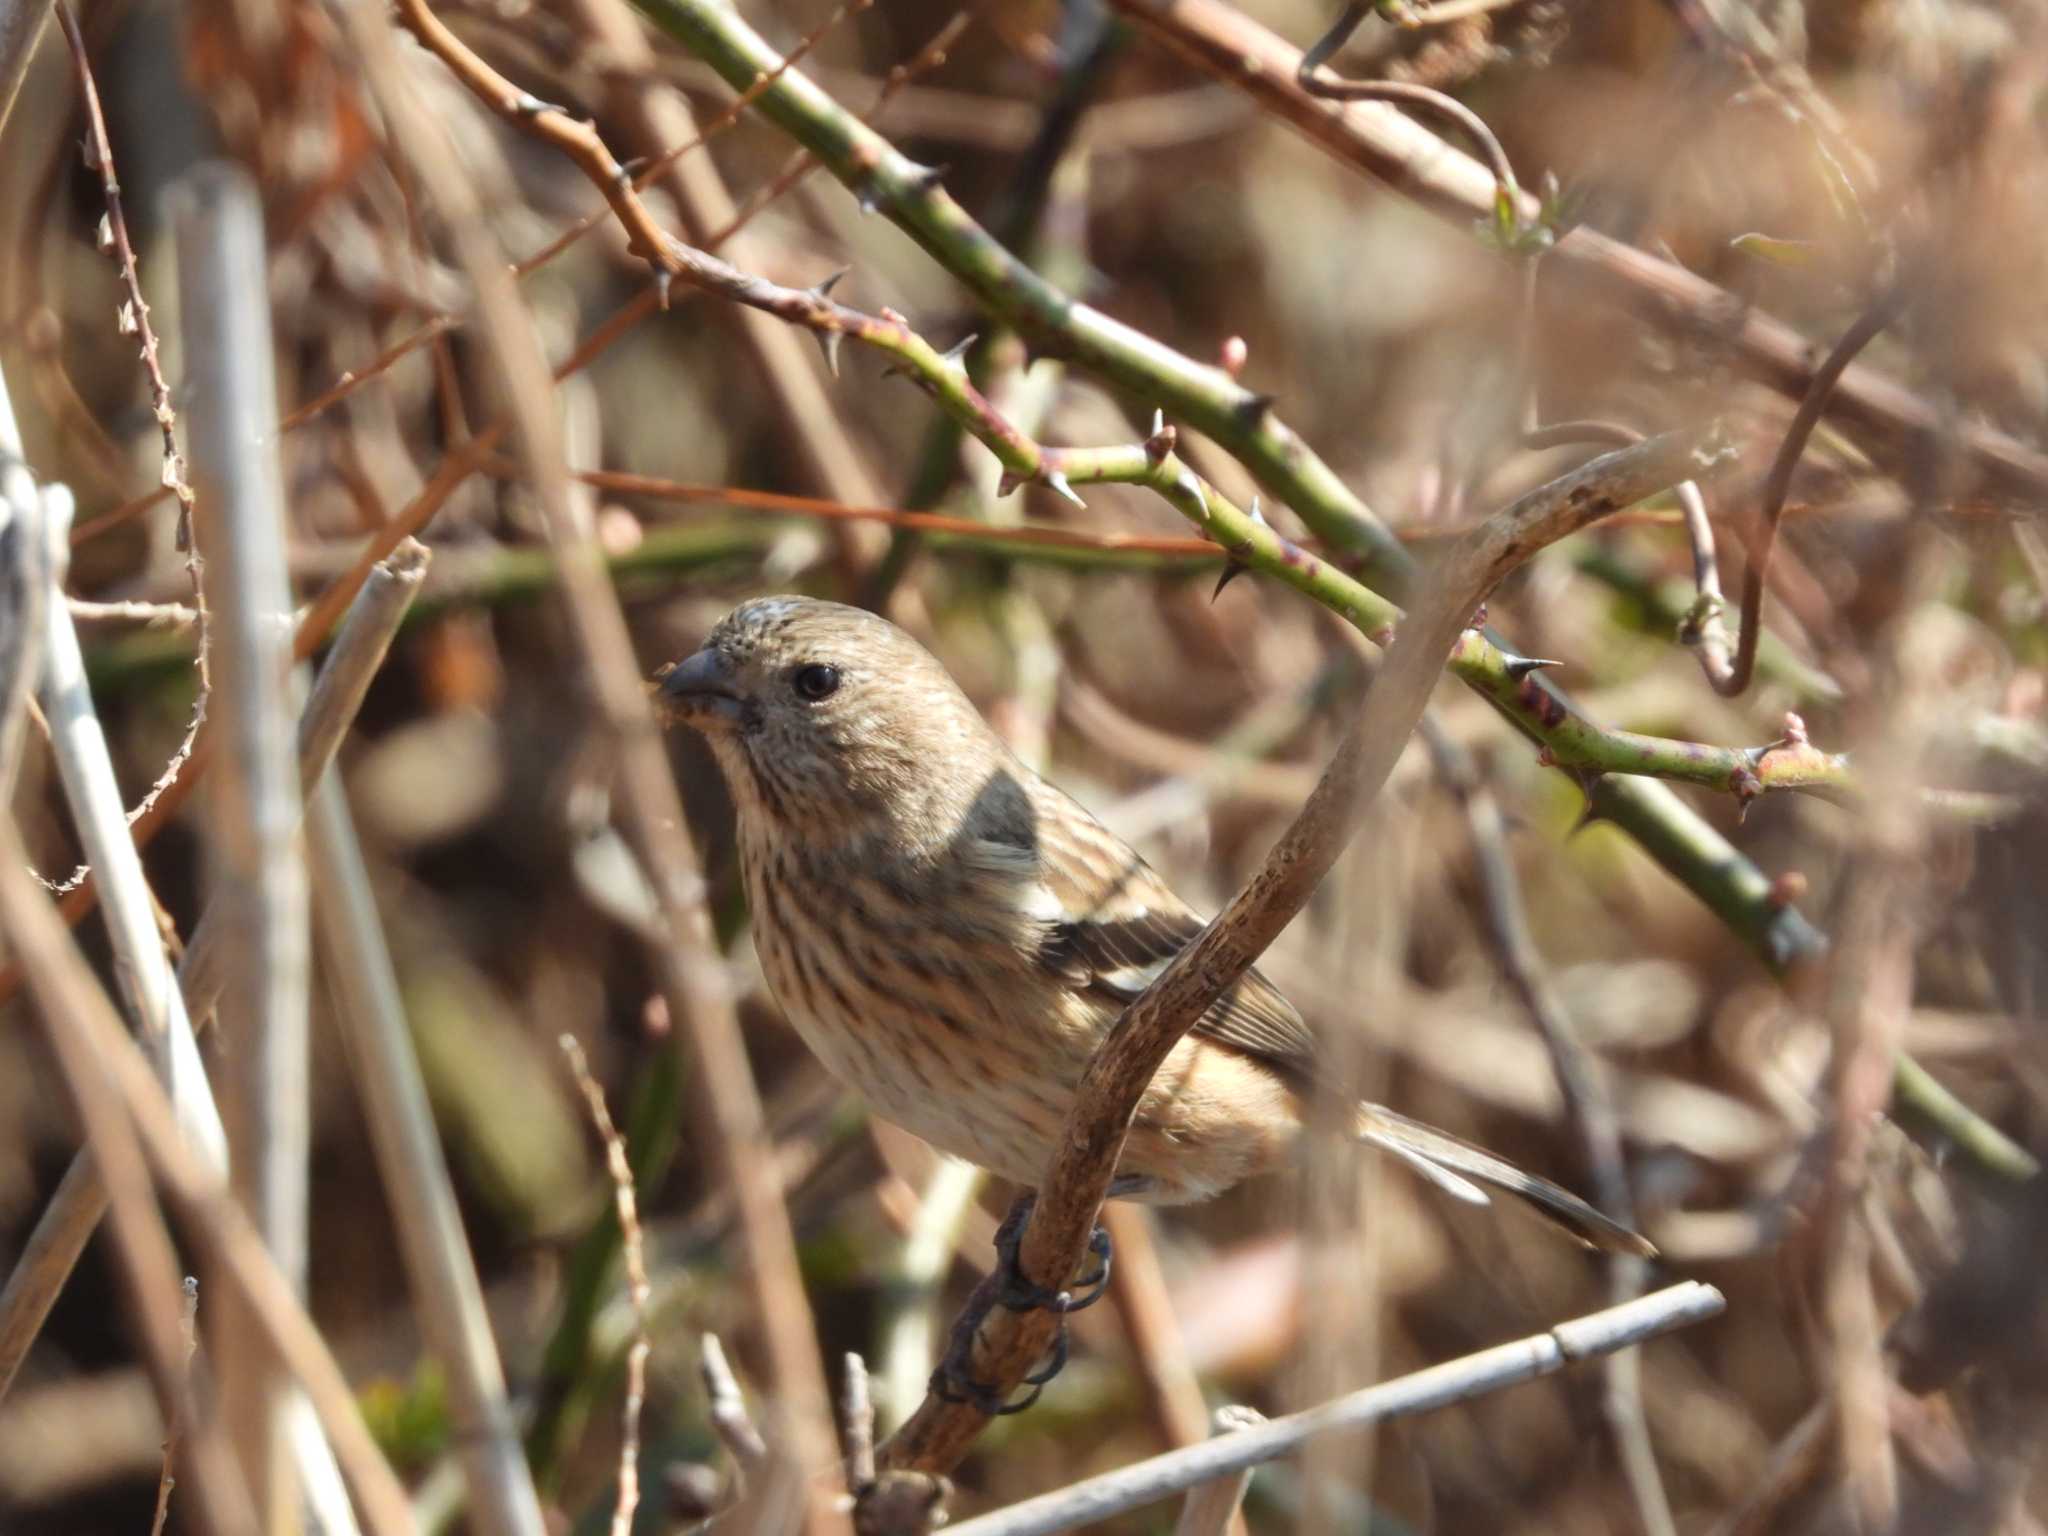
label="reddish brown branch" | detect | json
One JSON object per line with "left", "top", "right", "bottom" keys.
{"left": 391, "top": 0, "right": 682, "bottom": 283}
{"left": 1730, "top": 288, "right": 1908, "bottom": 695}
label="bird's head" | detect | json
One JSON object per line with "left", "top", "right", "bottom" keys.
{"left": 655, "top": 596, "right": 1003, "bottom": 843}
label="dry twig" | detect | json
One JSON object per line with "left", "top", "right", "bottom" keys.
{"left": 1727, "top": 286, "right": 1909, "bottom": 697}
{"left": 148, "top": 1276, "right": 200, "bottom": 1536}
{"left": 1424, "top": 721, "right": 1674, "bottom": 1536}
{"left": 560, "top": 1037, "right": 653, "bottom": 1536}
{"left": 46, "top": 4, "right": 209, "bottom": 897}
{"left": 0, "top": 832, "right": 415, "bottom": 1534}
{"left": 309, "top": 748, "right": 546, "bottom": 1536}
{"left": 1171, "top": 1406, "right": 1264, "bottom": 1536}
{"left": 940, "top": 1284, "right": 1726, "bottom": 1536}
{"left": 0, "top": 539, "right": 426, "bottom": 1401}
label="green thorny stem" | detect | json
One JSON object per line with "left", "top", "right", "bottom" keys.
{"left": 623, "top": 0, "right": 2034, "bottom": 1180}
{"left": 653, "top": 239, "right": 1851, "bottom": 806}
{"left": 629, "top": 0, "right": 1403, "bottom": 581}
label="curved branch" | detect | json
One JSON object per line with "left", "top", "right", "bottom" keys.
{"left": 1727, "top": 288, "right": 1908, "bottom": 696}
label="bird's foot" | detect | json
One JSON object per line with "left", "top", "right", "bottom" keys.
{"left": 925, "top": 1193, "right": 1120, "bottom": 1415}
{"left": 929, "top": 1290, "right": 1068, "bottom": 1415}
{"left": 990, "top": 1196, "right": 1113, "bottom": 1314}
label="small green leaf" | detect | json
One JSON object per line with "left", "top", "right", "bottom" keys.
{"left": 1731, "top": 232, "right": 1817, "bottom": 268}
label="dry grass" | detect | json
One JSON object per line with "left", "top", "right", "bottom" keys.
{"left": 3, "top": 0, "right": 2047, "bottom": 1532}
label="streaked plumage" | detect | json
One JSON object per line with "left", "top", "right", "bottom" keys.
{"left": 657, "top": 596, "right": 1650, "bottom": 1255}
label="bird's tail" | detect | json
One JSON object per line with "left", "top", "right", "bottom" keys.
{"left": 1355, "top": 1102, "right": 1656, "bottom": 1258}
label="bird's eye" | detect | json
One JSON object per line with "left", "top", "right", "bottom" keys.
{"left": 792, "top": 663, "right": 840, "bottom": 702}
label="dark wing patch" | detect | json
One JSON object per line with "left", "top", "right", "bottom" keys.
{"left": 1021, "top": 772, "right": 1320, "bottom": 1083}
{"left": 1040, "top": 900, "right": 1322, "bottom": 1086}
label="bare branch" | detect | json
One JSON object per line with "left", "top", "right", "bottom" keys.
{"left": 941, "top": 1284, "right": 1726, "bottom": 1536}
{"left": 560, "top": 1037, "right": 652, "bottom": 1536}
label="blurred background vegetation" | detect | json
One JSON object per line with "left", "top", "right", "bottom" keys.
{"left": 4, "top": 0, "right": 2048, "bottom": 1531}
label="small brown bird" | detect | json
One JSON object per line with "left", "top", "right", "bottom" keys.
{"left": 658, "top": 596, "right": 1649, "bottom": 1257}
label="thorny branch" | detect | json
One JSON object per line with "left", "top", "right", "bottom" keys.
{"left": 63, "top": 0, "right": 899, "bottom": 551}
{"left": 44, "top": 5, "right": 209, "bottom": 897}
{"left": 391, "top": 0, "right": 683, "bottom": 289}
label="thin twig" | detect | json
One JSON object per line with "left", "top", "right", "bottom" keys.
{"left": 148, "top": 1275, "right": 200, "bottom": 1536}
{"left": 701, "top": 1334, "right": 770, "bottom": 1475}
{"left": 65, "top": 597, "right": 200, "bottom": 628}
{"left": 1728, "top": 287, "right": 1908, "bottom": 697}
{"left": 1172, "top": 1406, "right": 1264, "bottom": 1536}
{"left": 308, "top": 740, "right": 546, "bottom": 1536}
{"left": 939, "top": 1284, "right": 1726, "bottom": 1536}
{"left": 1101, "top": 1204, "right": 1215, "bottom": 1456}
{"left": 48, "top": 3, "right": 209, "bottom": 898}
{"left": 707, "top": 12, "right": 973, "bottom": 250}
{"left": 31, "top": 485, "right": 227, "bottom": 1165}
{"left": 0, "top": 0, "right": 52, "bottom": 135}
{"left": 0, "top": 368, "right": 47, "bottom": 809}
{"left": 876, "top": 1159, "right": 983, "bottom": 1434}
{"left": 843, "top": 1353, "right": 876, "bottom": 1490}
{"left": 1423, "top": 721, "right": 1674, "bottom": 1536}
{"left": 560, "top": 1037, "right": 652, "bottom": 1536}
{"left": 486, "top": 464, "right": 1231, "bottom": 562}
{"left": 1298, "top": 8, "right": 1520, "bottom": 200}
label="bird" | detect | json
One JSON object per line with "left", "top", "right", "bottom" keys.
{"left": 655, "top": 594, "right": 1652, "bottom": 1260}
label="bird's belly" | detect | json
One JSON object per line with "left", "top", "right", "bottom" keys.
{"left": 744, "top": 911, "right": 1061, "bottom": 1182}
{"left": 754, "top": 933, "right": 1297, "bottom": 1202}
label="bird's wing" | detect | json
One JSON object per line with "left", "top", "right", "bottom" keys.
{"left": 1014, "top": 778, "right": 1321, "bottom": 1081}
{"left": 1000, "top": 780, "right": 1655, "bottom": 1258}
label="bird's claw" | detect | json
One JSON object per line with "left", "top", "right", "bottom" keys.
{"left": 928, "top": 1277, "right": 1059, "bottom": 1416}
{"left": 991, "top": 1198, "right": 1114, "bottom": 1315}
{"left": 929, "top": 1352, "right": 1045, "bottom": 1416}
{"left": 926, "top": 1199, "right": 1117, "bottom": 1416}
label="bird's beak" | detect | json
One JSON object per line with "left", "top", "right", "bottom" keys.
{"left": 654, "top": 649, "right": 745, "bottom": 731}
